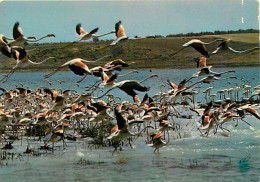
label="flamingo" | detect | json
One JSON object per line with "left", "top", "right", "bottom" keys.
{"left": 110, "top": 21, "right": 128, "bottom": 45}
{"left": 63, "top": 23, "right": 114, "bottom": 48}
{"left": 44, "top": 55, "right": 109, "bottom": 83}
{"left": 0, "top": 48, "right": 56, "bottom": 83}
{"left": 197, "top": 75, "right": 237, "bottom": 84}
{"left": 95, "top": 74, "right": 158, "bottom": 102}
{"left": 193, "top": 67, "right": 235, "bottom": 77}
{"left": 43, "top": 129, "right": 66, "bottom": 150}
{"left": 147, "top": 132, "right": 170, "bottom": 153}
{"left": 7, "top": 22, "right": 55, "bottom": 46}
{"left": 76, "top": 23, "right": 114, "bottom": 41}
{"left": 212, "top": 39, "right": 259, "bottom": 54}
{"left": 203, "top": 87, "right": 213, "bottom": 103}
{"left": 170, "top": 39, "right": 223, "bottom": 57}
{"left": 0, "top": 34, "right": 12, "bottom": 58}
{"left": 219, "top": 112, "right": 240, "bottom": 131}
{"left": 107, "top": 106, "right": 145, "bottom": 154}
{"left": 237, "top": 105, "right": 260, "bottom": 120}
{"left": 104, "top": 59, "right": 135, "bottom": 71}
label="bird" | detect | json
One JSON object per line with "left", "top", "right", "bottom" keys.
{"left": 63, "top": 23, "right": 114, "bottom": 48}
{"left": 0, "top": 48, "right": 56, "bottom": 83}
{"left": 110, "top": 21, "right": 128, "bottom": 45}
{"left": 107, "top": 106, "right": 136, "bottom": 141}
{"left": 197, "top": 75, "right": 237, "bottom": 84}
{"left": 96, "top": 74, "right": 158, "bottom": 102}
{"left": 212, "top": 39, "right": 259, "bottom": 54}
{"left": 7, "top": 22, "right": 55, "bottom": 46}
{"left": 192, "top": 57, "right": 234, "bottom": 77}
{"left": 43, "top": 129, "right": 65, "bottom": 150}
{"left": 44, "top": 55, "right": 109, "bottom": 83}
{"left": 107, "top": 106, "right": 142, "bottom": 154}
{"left": 147, "top": 132, "right": 170, "bottom": 153}
{"left": 219, "top": 112, "right": 240, "bottom": 131}
{"left": 0, "top": 34, "right": 12, "bottom": 58}
{"left": 237, "top": 105, "right": 260, "bottom": 120}
{"left": 170, "top": 39, "right": 223, "bottom": 58}
{"left": 103, "top": 59, "right": 135, "bottom": 71}
{"left": 0, "top": 34, "right": 24, "bottom": 59}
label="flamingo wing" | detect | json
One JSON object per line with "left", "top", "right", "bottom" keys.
{"left": 76, "top": 23, "right": 87, "bottom": 35}
{"left": 114, "top": 107, "right": 127, "bottom": 130}
{"left": 13, "top": 22, "right": 23, "bottom": 40}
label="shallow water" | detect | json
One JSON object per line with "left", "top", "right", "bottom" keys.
{"left": 0, "top": 68, "right": 259, "bottom": 181}
{"left": 0, "top": 115, "right": 259, "bottom": 182}
{"left": 1, "top": 67, "right": 259, "bottom": 102}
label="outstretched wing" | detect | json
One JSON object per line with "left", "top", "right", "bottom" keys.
{"left": 114, "top": 107, "right": 127, "bottom": 130}
{"left": 13, "top": 22, "right": 23, "bottom": 40}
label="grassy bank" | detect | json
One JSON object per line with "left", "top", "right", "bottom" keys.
{"left": 0, "top": 33, "right": 259, "bottom": 72}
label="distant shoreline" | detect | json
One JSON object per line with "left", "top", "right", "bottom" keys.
{"left": 0, "top": 33, "right": 259, "bottom": 72}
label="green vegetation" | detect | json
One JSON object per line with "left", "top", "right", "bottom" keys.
{"left": 0, "top": 33, "right": 259, "bottom": 72}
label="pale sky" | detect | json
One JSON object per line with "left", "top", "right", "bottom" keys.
{"left": 0, "top": 0, "right": 258, "bottom": 43}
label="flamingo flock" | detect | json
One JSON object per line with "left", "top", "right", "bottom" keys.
{"left": 0, "top": 21, "right": 259, "bottom": 155}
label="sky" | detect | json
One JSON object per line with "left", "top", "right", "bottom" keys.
{"left": 0, "top": 0, "right": 259, "bottom": 43}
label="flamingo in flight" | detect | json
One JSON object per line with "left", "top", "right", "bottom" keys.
{"left": 192, "top": 57, "right": 235, "bottom": 77}
{"left": 95, "top": 74, "right": 158, "bottom": 102}
{"left": 110, "top": 21, "right": 128, "bottom": 45}
{"left": 212, "top": 39, "right": 259, "bottom": 54}
{"left": 63, "top": 23, "right": 114, "bottom": 48}
{"left": 107, "top": 105, "right": 147, "bottom": 154}
{"left": 104, "top": 59, "right": 135, "bottom": 71}
{"left": 0, "top": 48, "right": 56, "bottom": 83}
{"left": 44, "top": 55, "right": 110, "bottom": 83}
{"left": 7, "top": 22, "right": 55, "bottom": 46}
{"left": 147, "top": 132, "right": 170, "bottom": 153}
{"left": 196, "top": 75, "right": 237, "bottom": 84}
{"left": 0, "top": 34, "right": 23, "bottom": 58}
{"left": 0, "top": 34, "right": 12, "bottom": 58}
{"left": 170, "top": 38, "right": 223, "bottom": 58}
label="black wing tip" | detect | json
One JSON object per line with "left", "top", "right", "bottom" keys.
{"left": 90, "top": 27, "right": 99, "bottom": 34}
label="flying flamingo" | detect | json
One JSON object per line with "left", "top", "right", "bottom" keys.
{"left": 44, "top": 55, "right": 109, "bottom": 83}
{"left": 193, "top": 58, "right": 235, "bottom": 77}
{"left": 104, "top": 59, "right": 136, "bottom": 71}
{"left": 107, "top": 106, "right": 146, "bottom": 154}
{"left": 110, "top": 21, "right": 128, "bottom": 45}
{"left": 212, "top": 39, "right": 259, "bottom": 54}
{"left": 0, "top": 34, "right": 24, "bottom": 58}
{"left": 7, "top": 22, "right": 55, "bottom": 46}
{"left": 147, "top": 132, "right": 170, "bottom": 153}
{"left": 63, "top": 23, "right": 114, "bottom": 48}
{"left": 95, "top": 74, "right": 158, "bottom": 102}
{"left": 0, "top": 48, "right": 56, "bottom": 83}
{"left": 237, "top": 105, "right": 260, "bottom": 120}
{"left": 0, "top": 34, "right": 12, "bottom": 58}
{"left": 170, "top": 39, "right": 223, "bottom": 57}
{"left": 196, "top": 75, "right": 237, "bottom": 85}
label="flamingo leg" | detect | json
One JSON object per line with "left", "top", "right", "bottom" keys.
{"left": 241, "top": 119, "right": 252, "bottom": 126}
{"left": 44, "top": 67, "right": 62, "bottom": 79}
{"left": 77, "top": 74, "right": 88, "bottom": 83}
{"left": 1, "top": 69, "right": 16, "bottom": 83}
